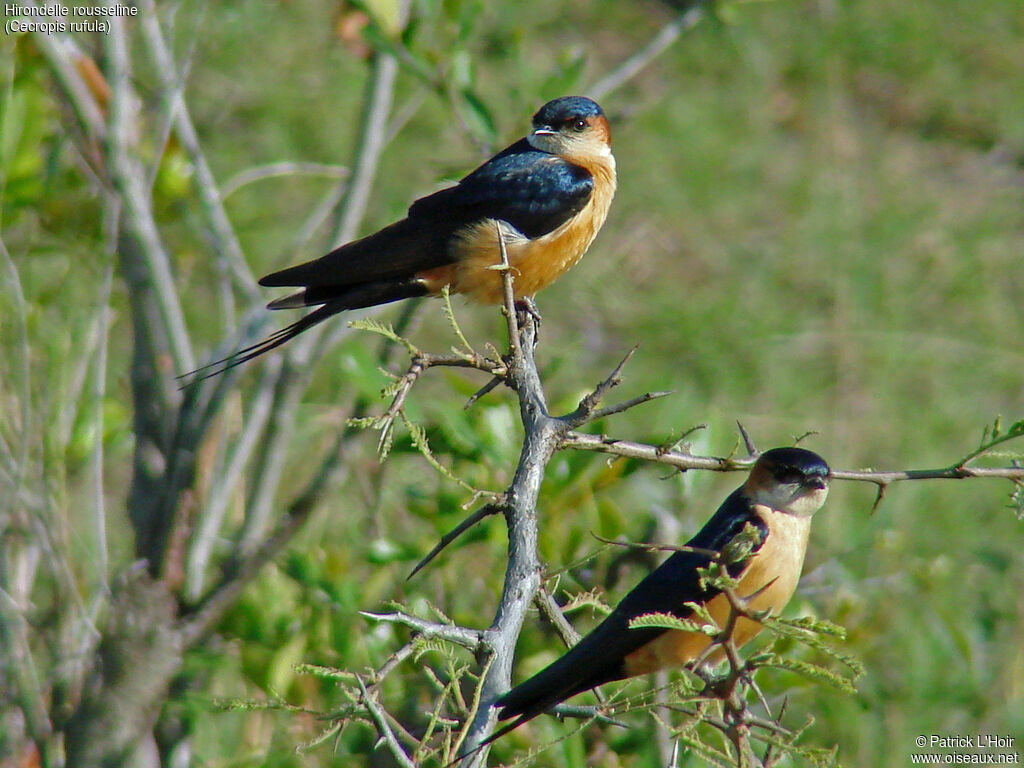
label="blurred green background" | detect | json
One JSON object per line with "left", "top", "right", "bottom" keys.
{"left": 3, "top": 0, "right": 1023, "bottom": 765}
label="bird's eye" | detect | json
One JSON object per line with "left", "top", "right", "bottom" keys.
{"left": 570, "top": 118, "right": 587, "bottom": 132}
{"left": 774, "top": 469, "right": 803, "bottom": 485}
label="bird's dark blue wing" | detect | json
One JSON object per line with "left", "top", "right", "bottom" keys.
{"left": 496, "top": 489, "right": 766, "bottom": 721}
{"left": 407, "top": 139, "right": 594, "bottom": 239}
{"left": 260, "top": 141, "right": 595, "bottom": 292}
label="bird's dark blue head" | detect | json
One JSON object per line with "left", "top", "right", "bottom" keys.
{"left": 746, "top": 446, "right": 831, "bottom": 516}
{"left": 532, "top": 96, "right": 605, "bottom": 130}
{"left": 527, "top": 96, "right": 612, "bottom": 159}
{"left": 758, "top": 447, "right": 831, "bottom": 488}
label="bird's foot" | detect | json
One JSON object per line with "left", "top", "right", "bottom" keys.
{"left": 514, "top": 297, "right": 542, "bottom": 332}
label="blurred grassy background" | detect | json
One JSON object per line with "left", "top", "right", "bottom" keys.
{"left": 3, "top": 0, "right": 1023, "bottom": 765}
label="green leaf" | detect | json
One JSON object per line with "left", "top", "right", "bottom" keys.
{"left": 361, "top": 0, "right": 403, "bottom": 36}
{"left": 765, "top": 654, "right": 859, "bottom": 694}
{"left": 294, "top": 663, "right": 356, "bottom": 682}
{"left": 401, "top": 411, "right": 479, "bottom": 493}
{"left": 540, "top": 46, "right": 587, "bottom": 98}
{"left": 457, "top": 90, "right": 497, "bottom": 146}
{"left": 774, "top": 615, "right": 848, "bottom": 640}
{"left": 348, "top": 317, "right": 418, "bottom": 354}
{"left": 629, "top": 611, "right": 717, "bottom": 635}
{"left": 1010, "top": 481, "right": 1024, "bottom": 521}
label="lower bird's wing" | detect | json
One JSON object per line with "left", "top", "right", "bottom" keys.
{"left": 495, "top": 490, "right": 766, "bottom": 727}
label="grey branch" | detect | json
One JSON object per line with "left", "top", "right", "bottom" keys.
{"left": 360, "top": 611, "right": 486, "bottom": 652}
{"left": 408, "top": 503, "right": 503, "bottom": 580}
{"left": 357, "top": 676, "right": 418, "bottom": 768}
{"left": 533, "top": 586, "right": 583, "bottom": 647}
{"left": 222, "top": 162, "right": 350, "bottom": 198}
{"left": 138, "top": 0, "right": 258, "bottom": 300}
{"left": 105, "top": 13, "right": 196, "bottom": 374}
{"left": 561, "top": 432, "right": 1024, "bottom": 485}
{"left": 589, "top": 5, "right": 707, "bottom": 100}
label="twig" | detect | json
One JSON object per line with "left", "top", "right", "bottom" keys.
{"left": 591, "top": 533, "right": 721, "bottom": 560}
{"left": 586, "top": 391, "right": 674, "bottom": 423}
{"left": 376, "top": 351, "right": 505, "bottom": 455}
{"left": 494, "top": 223, "right": 522, "bottom": 362}
{"left": 360, "top": 611, "right": 485, "bottom": 652}
{"left": 562, "top": 433, "right": 750, "bottom": 471}
{"left": 464, "top": 376, "right": 503, "bottom": 410}
{"left": 562, "top": 345, "right": 640, "bottom": 428}
{"left": 356, "top": 676, "right": 417, "bottom": 768}
{"left": 533, "top": 586, "right": 583, "bottom": 647}
{"left": 736, "top": 421, "right": 758, "bottom": 458}
{"left": 85, "top": 212, "right": 116, "bottom": 601}
{"left": 408, "top": 504, "right": 503, "bottom": 580}
{"left": 330, "top": 44, "right": 400, "bottom": 246}
{"left": 589, "top": 5, "right": 707, "bottom": 100}
{"left": 104, "top": 12, "right": 196, "bottom": 374}
{"left": 138, "top": 0, "right": 258, "bottom": 300}
{"left": 561, "top": 433, "right": 1024, "bottom": 484}
{"left": 369, "top": 641, "right": 419, "bottom": 688}
{"left": 221, "top": 162, "right": 350, "bottom": 198}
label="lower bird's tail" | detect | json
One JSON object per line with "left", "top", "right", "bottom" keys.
{"left": 452, "top": 666, "right": 613, "bottom": 764}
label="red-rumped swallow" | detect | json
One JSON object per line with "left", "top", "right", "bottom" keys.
{"left": 492, "top": 447, "right": 830, "bottom": 738}
{"left": 198, "top": 96, "right": 615, "bottom": 377}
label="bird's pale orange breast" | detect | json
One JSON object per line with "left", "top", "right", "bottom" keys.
{"left": 434, "top": 155, "right": 616, "bottom": 304}
{"left": 623, "top": 507, "right": 811, "bottom": 676}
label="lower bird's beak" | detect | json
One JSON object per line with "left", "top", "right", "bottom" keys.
{"left": 804, "top": 476, "right": 828, "bottom": 490}
{"left": 531, "top": 127, "right": 557, "bottom": 137}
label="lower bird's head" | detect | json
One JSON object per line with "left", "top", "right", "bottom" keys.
{"left": 527, "top": 95, "right": 612, "bottom": 162}
{"left": 745, "top": 447, "right": 831, "bottom": 518}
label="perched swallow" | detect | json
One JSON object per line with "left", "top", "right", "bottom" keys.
{"left": 202, "top": 95, "right": 615, "bottom": 376}
{"left": 493, "top": 447, "right": 830, "bottom": 736}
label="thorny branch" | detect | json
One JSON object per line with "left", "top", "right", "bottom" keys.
{"left": 18, "top": 3, "right": 415, "bottom": 761}
{"left": 559, "top": 433, "right": 1024, "bottom": 488}
{"left": 342, "top": 288, "right": 1022, "bottom": 765}
{"left": 15, "top": 2, "right": 1022, "bottom": 764}
{"left": 349, "top": 225, "right": 670, "bottom": 766}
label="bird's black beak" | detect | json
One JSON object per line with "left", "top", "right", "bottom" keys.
{"left": 804, "top": 475, "right": 828, "bottom": 490}
{"left": 531, "top": 126, "right": 557, "bottom": 136}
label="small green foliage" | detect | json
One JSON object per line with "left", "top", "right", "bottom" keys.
{"left": 761, "top": 616, "right": 865, "bottom": 689}
{"left": 559, "top": 587, "right": 613, "bottom": 616}
{"left": 720, "top": 521, "right": 764, "bottom": 566}
{"left": 348, "top": 317, "right": 420, "bottom": 355}
{"left": 963, "top": 415, "right": 1024, "bottom": 465}
{"left": 673, "top": 732, "right": 735, "bottom": 768}
{"left": 294, "top": 663, "right": 358, "bottom": 682}
{"left": 212, "top": 695, "right": 299, "bottom": 713}
{"left": 345, "top": 415, "right": 385, "bottom": 430}
{"left": 628, "top": 611, "right": 717, "bottom": 635}
{"left": 696, "top": 560, "right": 739, "bottom": 593}
{"left": 440, "top": 284, "right": 476, "bottom": 356}
{"left": 296, "top": 721, "right": 343, "bottom": 752}
{"left": 773, "top": 615, "right": 848, "bottom": 640}
{"left": 760, "top": 655, "right": 859, "bottom": 695}
{"left": 400, "top": 411, "right": 481, "bottom": 494}
{"left": 1011, "top": 481, "right": 1024, "bottom": 521}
